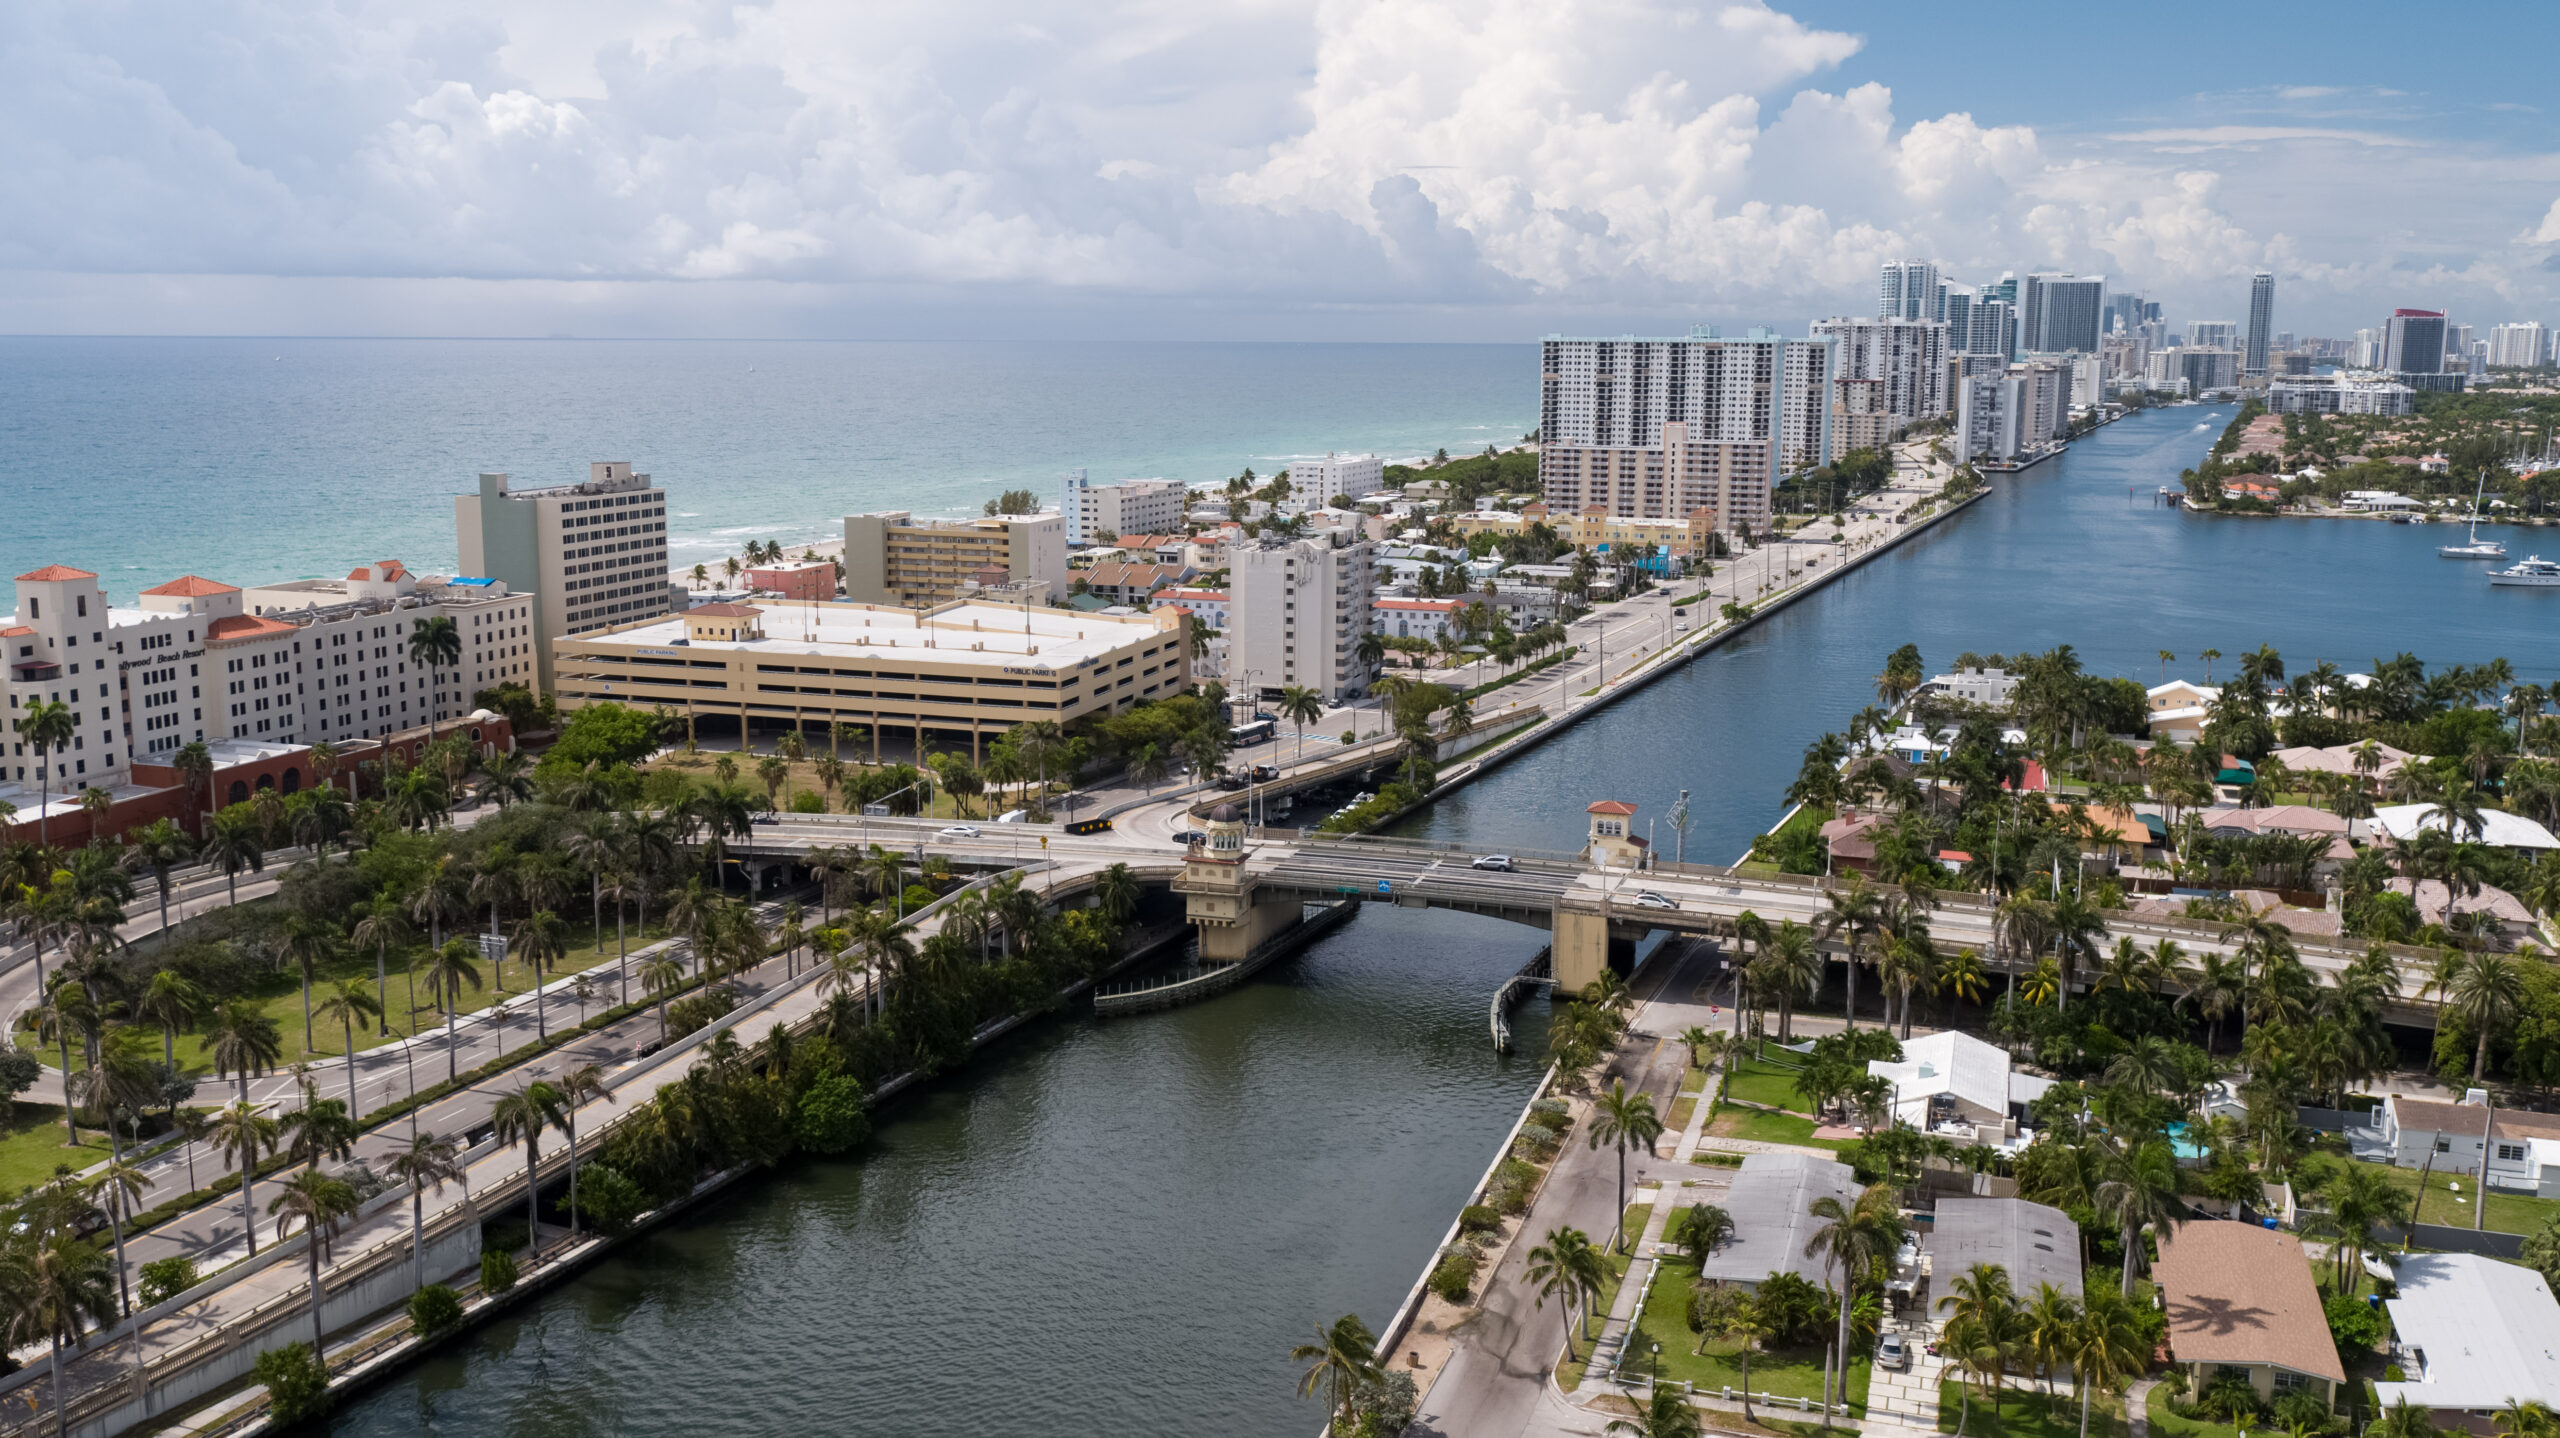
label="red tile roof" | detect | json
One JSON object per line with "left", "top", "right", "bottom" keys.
{"left": 206, "top": 615, "right": 296, "bottom": 643}
{"left": 141, "top": 575, "right": 239, "bottom": 597}
{"left": 15, "top": 565, "right": 96, "bottom": 582}
{"left": 0, "top": 626, "right": 33, "bottom": 638}
{"left": 1587, "top": 800, "right": 1638, "bottom": 816}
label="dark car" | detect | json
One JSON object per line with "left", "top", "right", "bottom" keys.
{"left": 1173, "top": 829, "right": 1208, "bottom": 846}
{"left": 1213, "top": 773, "right": 1250, "bottom": 791}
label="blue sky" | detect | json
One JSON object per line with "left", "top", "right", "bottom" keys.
{"left": 2, "top": 0, "right": 2554, "bottom": 341}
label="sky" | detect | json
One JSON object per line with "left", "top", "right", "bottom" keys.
{"left": 4, "top": 0, "right": 2558, "bottom": 341}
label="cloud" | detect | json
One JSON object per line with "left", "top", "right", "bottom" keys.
{"left": 1, "top": 0, "right": 2557, "bottom": 334}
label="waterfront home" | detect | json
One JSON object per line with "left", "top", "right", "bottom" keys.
{"left": 1916, "top": 667, "right": 2019, "bottom": 709}
{"left": 2341, "top": 490, "right": 2419, "bottom": 511}
{"left": 2371, "top": 803, "right": 2560, "bottom": 853}
{"left": 2373, "top": 1253, "right": 2560, "bottom": 1426}
{"left": 2060, "top": 803, "right": 2154, "bottom": 866}
{"left": 1922, "top": 1198, "right": 2080, "bottom": 1301}
{"left": 1818, "top": 812, "right": 1881, "bottom": 874}
{"left": 2380, "top": 1094, "right": 2560, "bottom": 1194}
{"left": 2146, "top": 680, "right": 2218, "bottom": 743}
{"left": 2381, "top": 877, "right": 2535, "bottom": 943}
{"left": 1695, "top": 1153, "right": 1860, "bottom": 1291}
{"left": 2154, "top": 1223, "right": 2342, "bottom": 1411}
{"left": 1865, "top": 1030, "right": 2050, "bottom": 1144}
{"left": 2195, "top": 805, "right": 2350, "bottom": 841}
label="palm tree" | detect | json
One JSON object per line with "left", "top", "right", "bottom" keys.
{"left": 2066, "top": 1288, "right": 2151, "bottom": 1438}
{"left": 20, "top": 1227, "right": 117, "bottom": 1438}
{"left": 171, "top": 738, "right": 216, "bottom": 829}
{"left": 1819, "top": 874, "right": 1887, "bottom": 1029}
{"left": 1605, "top": 1386, "right": 1704, "bottom": 1438}
{"left": 134, "top": 969, "right": 209, "bottom": 1072}
{"left": 123, "top": 818, "right": 195, "bottom": 937}
{"left": 2306, "top": 1163, "right": 2413, "bottom": 1292}
{"left": 641, "top": 955, "right": 687, "bottom": 1039}
{"left": 279, "top": 914, "right": 338, "bottom": 1055}
{"left": 269, "top": 1167, "right": 361, "bottom": 1363}
{"left": 313, "top": 979, "right": 383, "bottom": 1112}
{"left": 2447, "top": 951, "right": 2525, "bottom": 1082}
{"left": 371, "top": 1128, "right": 465, "bottom": 1306}
{"left": 202, "top": 807, "right": 265, "bottom": 908}
{"left": 1721, "top": 1303, "right": 1773, "bottom": 1421}
{"left": 2373, "top": 1398, "right": 2441, "bottom": 1438}
{"left": 209, "top": 1100, "right": 279, "bottom": 1255}
{"left": 511, "top": 909, "right": 568, "bottom": 1044}
{"left": 1804, "top": 1183, "right": 1906, "bottom": 1419}
{"left": 11, "top": 698, "right": 76, "bottom": 846}
{"left": 207, "top": 1000, "right": 284, "bottom": 1105}
{"left": 1937, "top": 1262, "right": 2023, "bottom": 1434}
{"left": 1290, "top": 1313, "right": 1381, "bottom": 1432}
{"left": 423, "top": 939, "right": 485, "bottom": 1084}
{"left": 1671, "top": 1203, "right": 1732, "bottom": 1265}
{"left": 491, "top": 1079, "right": 568, "bottom": 1261}
{"left": 86, "top": 1155, "right": 149, "bottom": 1318}
{"left": 1588, "top": 1080, "right": 1664, "bottom": 1248}
{"left": 407, "top": 614, "right": 464, "bottom": 742}
{"left": 1524, "top": 1225, "right": 1609, "bottom": 1359}
{"left": 551, "top": 1063, "right": 616, "bottom": 1239}
{"left": 1279, "top": 685, "right": 1325, "bottom": 767}
{"left": 2096, "top": 1138, "right": 2183, "bottom": 1294}
{"left": 1757, "top": 919, "right": 1822, "bottom": 1042}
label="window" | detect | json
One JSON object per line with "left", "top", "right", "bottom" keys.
{"left": 2435, "top": 1137, "right": 2453, "bottom": 1154}
{"left": 2500, "top": 1143, "right": 2527, "bottom": 1162}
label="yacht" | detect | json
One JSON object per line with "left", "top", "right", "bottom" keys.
{"left": 2489, "top": 556, "right": 2560, "bottom": 587}
{"left": 2439, "top": 472, "right": 2508, "bottom": 558}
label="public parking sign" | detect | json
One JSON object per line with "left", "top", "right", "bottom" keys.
{"left": 1377, "top": 879, "right": 1392, "bottom": 894}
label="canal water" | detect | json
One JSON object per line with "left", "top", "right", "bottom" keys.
{"left": 327, "top": 406, "right": 2559, "bottom": 1435}
{"left": 1402, "top": 404, "right": 2560, "bottom": 862}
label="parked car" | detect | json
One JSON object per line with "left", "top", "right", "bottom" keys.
{"left": 1249, "top": 765, "right": 1280, "bottom": 782}
{"left": 1632, "top": 890, "right": 1676, "bottom": 910}
{"left": 1172, "top": 830, "right": 1208, "bottom": 846}
{"left": 1875, "top": 1332, "right": 1909, "bottom": 1371}
{"left": 938, "top": 824, "right": 981, "bottom": 839}
{"left": 1213, "top": 773, "right": 1250, "bottom": 791}
{"left": 1471, "top": 855, "right": 1517, "bottom": 872}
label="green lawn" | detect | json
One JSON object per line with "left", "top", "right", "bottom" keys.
{"left": 0, "top": 1103, "right": 115, "bottom": 1196}
{"left": 1668, "top": 1094, "right": 1699, "bottom": 1132}
{"left": 2308, "top": 1155, "right": 2560, "bottom": 1238}
{"left": 1723, "top": 1057, "right": 1814, "bottom": 1113}
{"left": 2145, "top": 1383, "right": 2245, "bottom": 1438}
{"left": 32, "top": 914, "right": 674, "bottom": 1077}
{"left": 1629, "top": 1256, "right": 1870, "bottom": 1414}
{"left": 1941, "top": 1379, "right": 2126, "bottom": 1438}
{"left": 1707, "top": 1105, "right": 1844, "bottom": 1149}
{"left": 1558, "top": 1204, "right": 1653, "bottom": 1388}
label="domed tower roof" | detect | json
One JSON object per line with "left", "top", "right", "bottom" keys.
{"left": 1209, "top": 803, "right": 1239, "bottom": 823}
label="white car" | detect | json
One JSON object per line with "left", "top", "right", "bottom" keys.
{"left": 1632, "top": 890, "right": 1676, "bottom": 910}
{"left": 937, "top": 825, "right": 981, "bottom": 839}
{"left": 1471, "top": 855, "right": 1517, "bottom": 872}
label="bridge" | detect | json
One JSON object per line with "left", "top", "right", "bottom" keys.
{"left": 732, "top": 807, "right": 2452, "bottom": 1022}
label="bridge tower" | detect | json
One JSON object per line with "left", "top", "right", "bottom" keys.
{"left": 1172, "top": 803, "right": 1304, "bottom": 962}
{"left": 1553, "top": 799, "right": 1646, "bottom": 993}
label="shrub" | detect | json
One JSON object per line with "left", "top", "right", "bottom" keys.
{"left": 1457, "top": 1205, "right": 1503, "bottom": 1236}
{"left": 2381, "top": 1364, "right": 2406, "bottom": 1382}
{"left": 1528, "top": 1097, "right": 1570, "bottom": 1125}
{"left": 1340, "top": 731, "right": 1357, "bottom": 745}
{"left": 139, "top": 1256, "right": 199, "bottom": 1307}
{"left": 794, "top": 1074, "right": 872, "bottom": 1155}
{"left": 1428, "top": 1247, "right": 1479, "bottom": 1303}
{"left": 790, "top": 791, "right": 826, "bottom": 813}
{"left": 571, "top": 1163, "right": 650, "bottom": 1235}
{"left": 1350, "top": 1369, "right": 1417, "bottom": 1436}
{"left": 408, "top": 1284, "right": 464, "bottom": 1337}
{"left": 480, "top": 1249, "right": 520, "bottom": 1295}
{"left": 253, "top": 1342, "right": 328, "bottom": 1423}
{"left": 2325, "top": 1292, "right": 2387, "bottom": 1361}
{"left": 664, "top": 986, "right": 742, "bottom": 1039}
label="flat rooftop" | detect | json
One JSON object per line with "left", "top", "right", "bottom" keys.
{"left": 577, "top": 599, "right": 1168, "bottom": 672}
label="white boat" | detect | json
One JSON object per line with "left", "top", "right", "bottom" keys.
{"left": 2440, "top": 472, "right": 2508, "bottom": 558}
{"left": 2489, "top": 556, "right": 2560, "bottom": 587}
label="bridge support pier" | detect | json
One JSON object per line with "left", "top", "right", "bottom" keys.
{"left": 1550, "top": 905, "right": 1635, "bottom": 995}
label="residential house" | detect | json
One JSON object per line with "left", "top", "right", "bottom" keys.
{"left": 2154, "top": 1223, "right": 2343, "bottom": 1410}
{"left": 2382, "top": 1094, "right": 2560, "bottom": 1193}
{"left": 1153, "top": 587, "right": 1230, "bottom": 630}
{"left": 1917, "top": 667, "right": 2019, "bottom": 709}
{"left": 1922, "top": 1198, "right": 2080, "bottom": 1300}
{"left": 2373, "top": 1253, "right": 2560, "bottom": 1426}
{"left": 1080, "top": 561, "right": 1192, "bottom": 608}
{"left": 1695, "top": 1153, "right": 1862, "bottom": 1291}
{"left": 2372, "top": 803, "right": 2560, "bottom": 853}
{"left": 2146, "top": 679, "right": 2219, "bottom": 743}
{"left": 1373, "top": 597, "right": 1462, "bottom": 642}
{"left": 1867, "top": 1029, "right": 2050, "bottom": 1145}
{"left": 2269, "top": 742, "right": 2411, "bottom": 782}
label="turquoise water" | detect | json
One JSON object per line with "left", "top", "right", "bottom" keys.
{"left": 2166, "top": 1122, "right": 2208, "bottom": 1160}
{"left": 0, "top": 338, "right": 1531, "bottom": 593}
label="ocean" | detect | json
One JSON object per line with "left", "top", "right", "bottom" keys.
{"left": 0, "top": 337, "right": 1532, "bottom": 594}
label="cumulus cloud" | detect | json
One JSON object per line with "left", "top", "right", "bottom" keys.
{"left": 1, "top": 0, "right": 2556, "bottom": 332}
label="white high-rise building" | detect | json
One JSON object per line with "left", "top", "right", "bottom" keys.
{"left": 2243, "top": 272, "right": 2276, "bottom": 377}
{"left": 2490, "top": 323, "right": 2550, "bottom": 368}
{"left": 1880, "top": 259, "right": 1943, "bottom": 322}
{"left": 2445, "top": 324, "right": 2475, "bottom": 371}
{"left": 455, "top": 462, "right": 670, "bottom": 694}
{"left": 2187, "top": 320, "right": 2240, "bottom": 351}
{"left": 1286, "top": 453, "right": 1387, "bottom": 507}
{"left": 2022, "top": 274, "right": 2106, "bottom": 354}
{"left": 1226, "top": 531, "right": 1375, "bottom": 702}
{"left": 1059, "top": 471, "right": 1192, "bottom": 546}
{"left": 1536, "top": 328, "right": 1831, "bottom": 536}
{"left": 1810, "top": 317, "right": 1950, "bottom": 428}
{"left": 2352, "top": 327, "right": 2385, "bottom": 368}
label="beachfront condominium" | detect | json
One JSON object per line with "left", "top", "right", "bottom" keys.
{"left": 1535, "top": 328, "right": 1831, "bottom": 537}
{"left": 2020, "top": 273, "right": 2105, "bottom": 354}
{"left": 549, "top": 598, "right": 1186, "bottom": 765}
{"left": 840, "top": 510, "right": 1067, "bottom": 608}
{"left": 1060, "top": 470, "right": 1191, "bottom": 546}
{"left": 2381, "top": 309, "right": 2467, "bottom": 392}
{"left": 1286, "top": 452, "right": 1388, "bottom": 507}
{"left": 2, "top": 559, "right": 533, "bottom": 813}
{"left": 1225, "top": 530, "right": 1375, "bottom": 702}
{"left": 2187, "top": 320, "right": 2239, "bottom": 352}
{"left": 1809, "top": 317, "right": 1950, "bottom": 433}
{"left": 455, "top": 462, "right": 671, "bottom": 695}
{"left": 2243, "top": 272, "right": 2276, "bottom": 377}
{"left": 2491, "top": 322, "right": 2551, "bottom": 368}
{"left": 1879, "top": 259, "right": 1943, "bottom": 322}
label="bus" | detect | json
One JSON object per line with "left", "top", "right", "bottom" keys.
{"left": 1228, "top": 718, "right": 1276, "bottom": 747}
